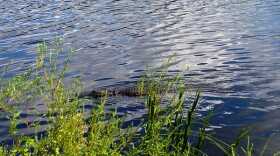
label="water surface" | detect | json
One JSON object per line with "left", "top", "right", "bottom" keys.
{"left": 0, "top": 0, "right": 280, "bottom": 154}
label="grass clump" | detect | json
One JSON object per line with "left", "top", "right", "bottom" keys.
{"left": 0, "top": 38, "right": 277, "bottom": 155}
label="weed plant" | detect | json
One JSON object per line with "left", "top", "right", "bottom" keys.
{"left": 0, "top": 38, "right": 278, "bottom": 155}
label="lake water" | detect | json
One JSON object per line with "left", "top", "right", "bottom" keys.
{"left": 0, "top": 0, "right": 280, "bottom": 154}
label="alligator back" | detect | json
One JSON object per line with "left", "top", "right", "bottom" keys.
{"left": 77, "top": 85, "right": 174, "bottom": 99}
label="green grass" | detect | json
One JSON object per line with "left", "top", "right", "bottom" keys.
{"left": 0, "top": 38, "right": 278, "bottom": 155}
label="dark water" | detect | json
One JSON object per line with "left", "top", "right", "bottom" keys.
{"left": 1, "top": 0, "right": 280, "bottom": 154}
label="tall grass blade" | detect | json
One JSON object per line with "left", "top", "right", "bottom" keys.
{"left": 241, "top": 136, "right": 254, "bottom": 156}
{"left": 182, "top": 89, "right": 200, "bottom": 153}
{"left": 208, "top": 136, "right": 232, "bottom": 156}
{"left": 227, "top": 128, "right": 250, "bottom": 155}
{"left": 195, "top": 111, "right": 212, "bottom": 155}
{"left": 260, "top": 133, "right": 275, "bottom": 156}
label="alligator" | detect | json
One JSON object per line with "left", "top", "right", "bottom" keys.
{"left": 76, "top": 85, "right": 175, "bottom": 99}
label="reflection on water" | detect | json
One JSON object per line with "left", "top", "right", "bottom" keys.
{"left": 0, "top": 0, "right": 280, "bottom": 154}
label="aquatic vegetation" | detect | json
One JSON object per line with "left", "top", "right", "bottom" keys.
{"left": 0, "top": 38, "right": 277, "bottom": 155}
